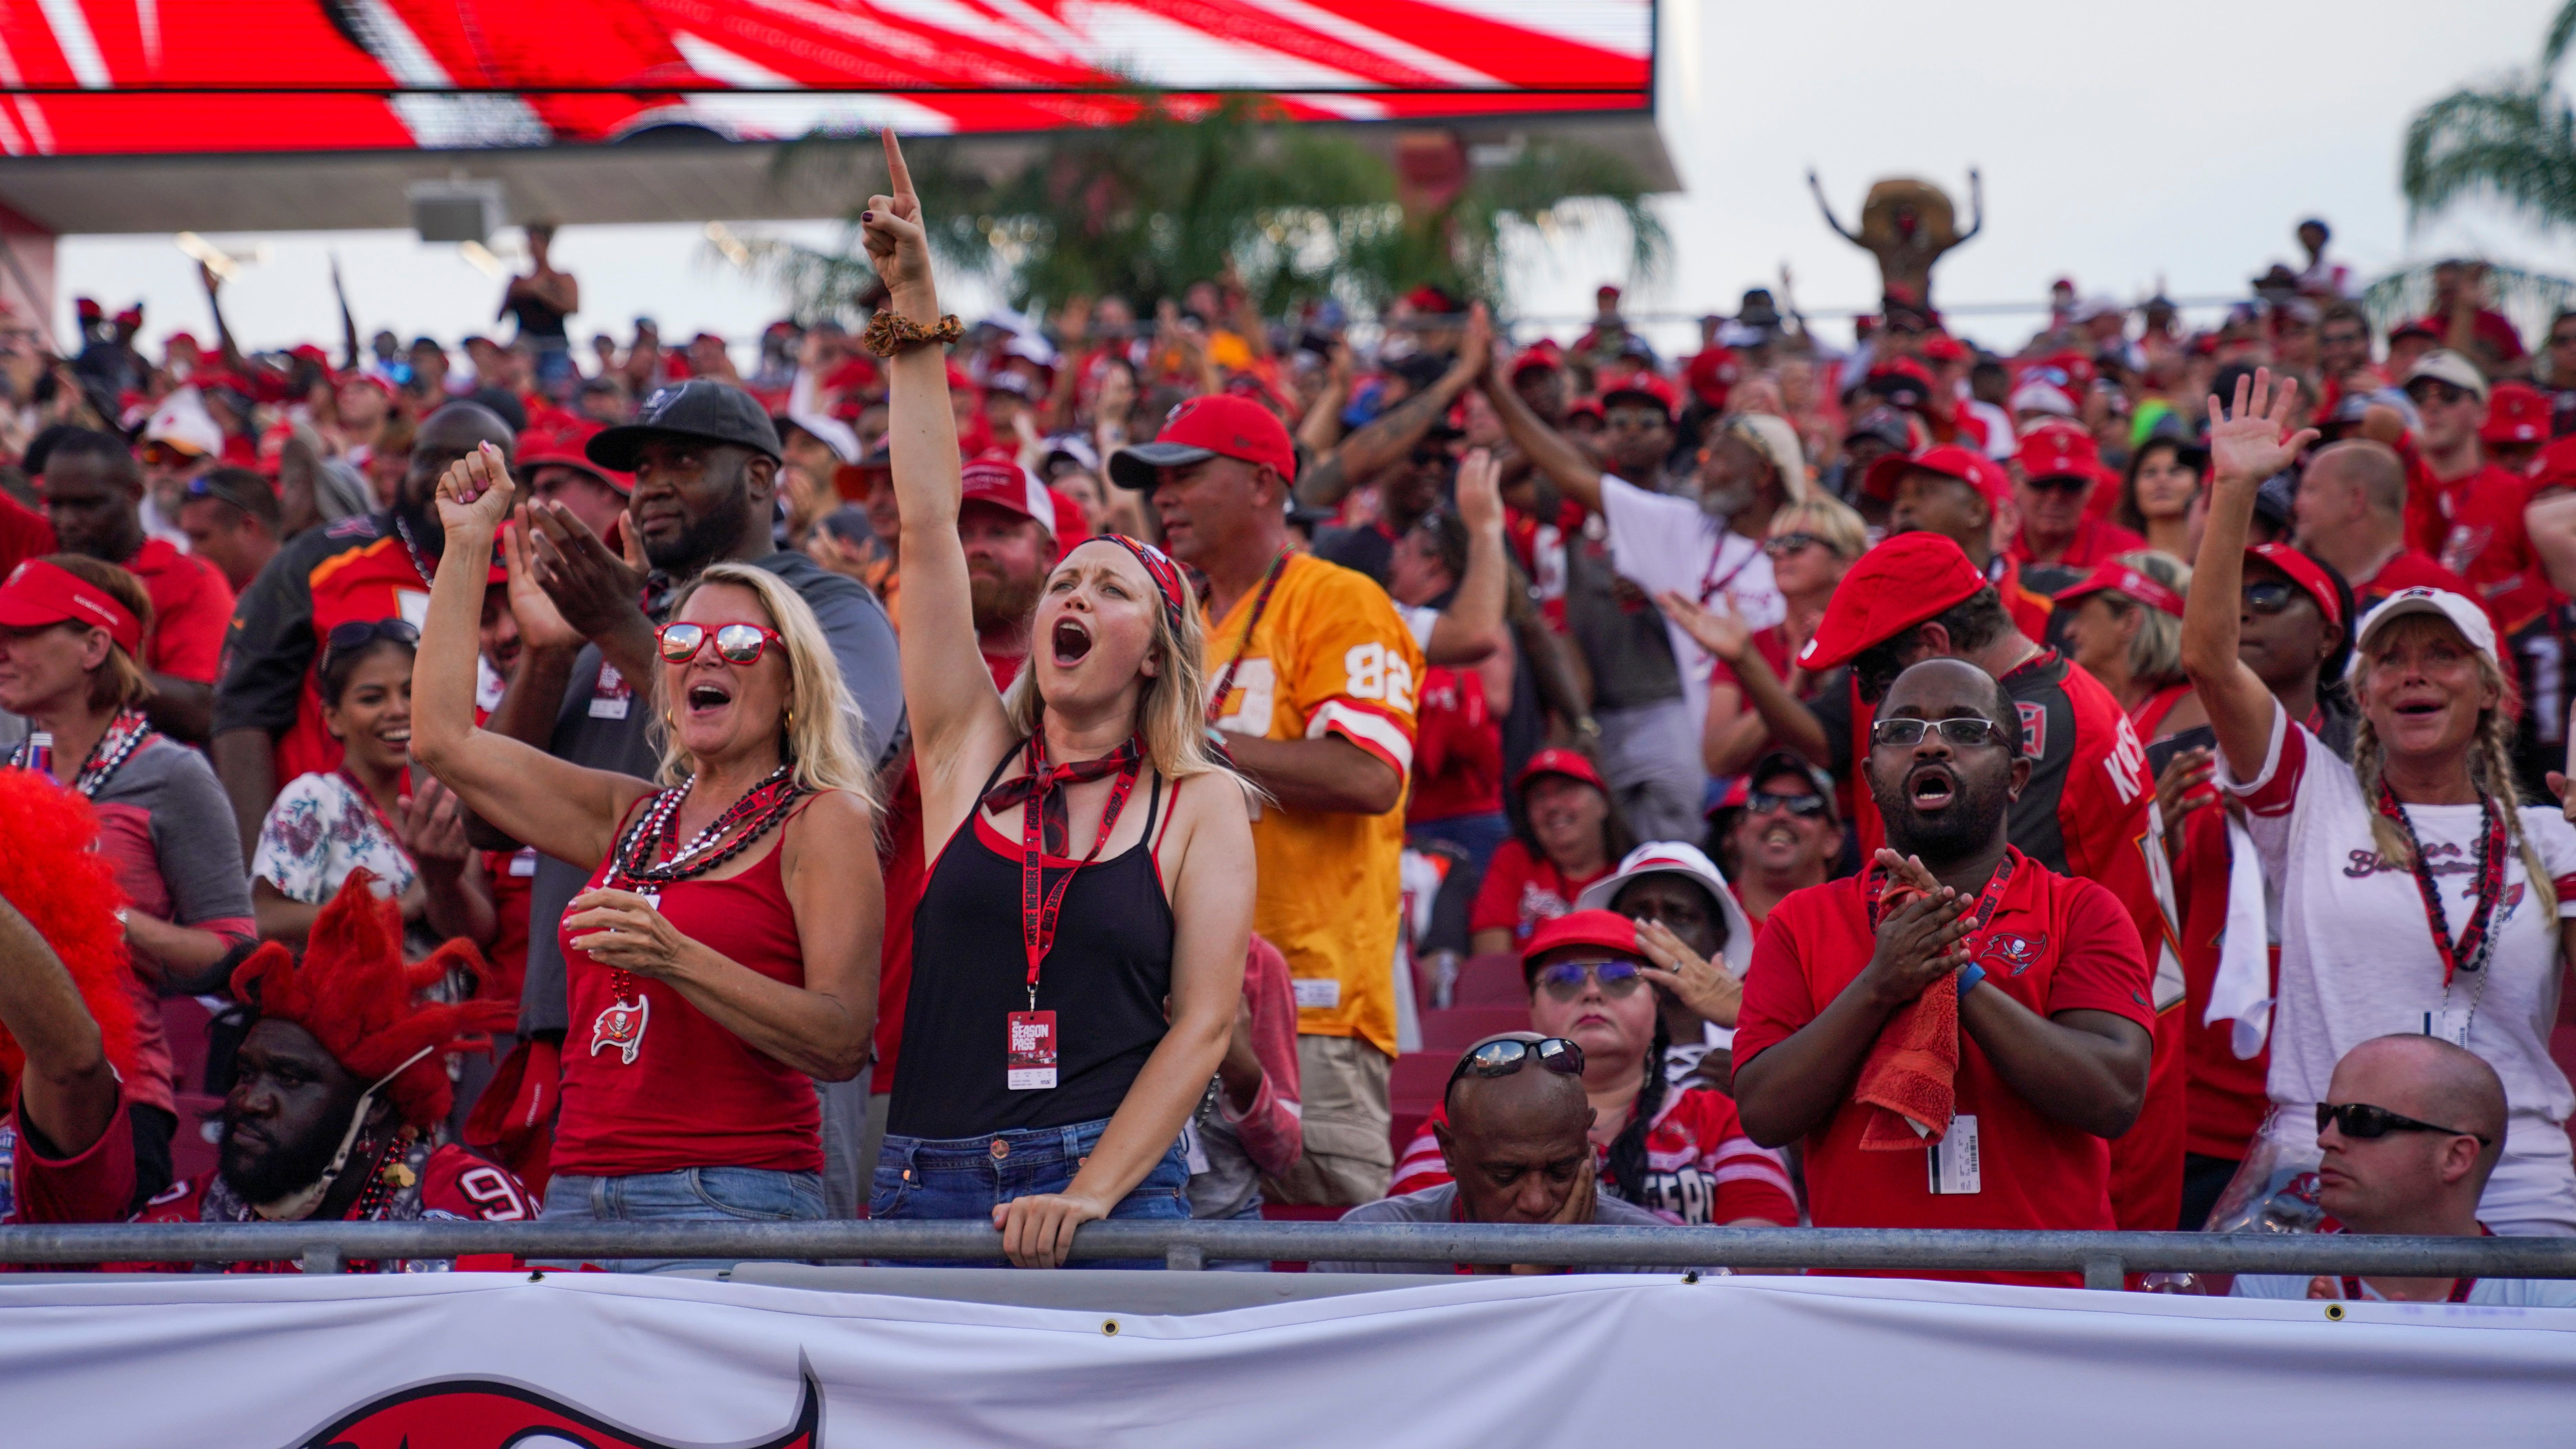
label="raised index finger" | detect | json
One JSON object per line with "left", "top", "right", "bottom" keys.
{"left": 881, "top": 129, "right": 916, "bottom": 207}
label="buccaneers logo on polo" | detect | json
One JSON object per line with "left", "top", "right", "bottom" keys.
{"left": 1976, "top": 932, "right": 2048, "bottom": 976}
{"left": 298, "top": 1366, "right": 819, "bottom": 1448}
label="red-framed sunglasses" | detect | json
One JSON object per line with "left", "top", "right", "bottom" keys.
{"left": 655, "top": 621, "right": 785, "bottom": 666}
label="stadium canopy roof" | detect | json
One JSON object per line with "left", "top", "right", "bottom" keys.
{"left": 0, "top": 0, "right": 1668, "bottom": 235}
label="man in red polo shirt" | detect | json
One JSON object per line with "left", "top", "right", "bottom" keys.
{"left": 2006, "top": 424, "right": 2146, "bottom": 595}
{"left": 27, "top": 429, "right": 233, "bottom": 742}
{"left": 1787, "top": 532, "right": 2189, "bottom": 1230}
{"left": 1863, "top": 445, "right": 2053, "bottom": 640}
{"left": 1733, "top": 657, "right": 2154, "bottom": 1286}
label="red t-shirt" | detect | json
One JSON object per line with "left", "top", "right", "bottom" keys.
{"left": 2172, "top": 802, "right": 2271, "bottom": 1162}
{"left": 3, "top": 1098, "right": 135, "bottom": 1229}
{"left": 2006, "top": 516, "right": 2149, "bottom": 573}
{"left": 1734, "top": 852, "right": 2155, "bottom": 1285}
{"left": 1406, "top": 665, "right": 1503, "bottom": 825}
{"left": 123, "top": 537, "right": 234, "bottom": 685}
{"left": 1389, "top": 1085, "right": 1797, "bottom": 1226}
{"left": 1467, "top": 839, "right": 1605, "bottom": 948}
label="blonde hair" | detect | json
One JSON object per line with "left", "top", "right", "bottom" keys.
{"left": 2350, "top": 615, "right": 2555, "bottom": 922}
{"left": 1768, "top": 495, "right": 1869, "bottom": 561}
{"left": 40, "top": 554, "right": 154, "bottom": 712}
{"left": 997, "top": 542, "right": 1242, "bottom": 787}
{"left": 2110, "top": 549, "right": 2192, "bottom": 691}
{"left": 652, "top": 563, "right": 876, "bottom": 812}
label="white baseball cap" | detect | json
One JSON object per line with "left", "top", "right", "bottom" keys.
{"left": 1574, "top": 840, "right": 1758, "bottom": 975}
{"left": 2351, "top": 586, "right": 2497, "bottom": 673}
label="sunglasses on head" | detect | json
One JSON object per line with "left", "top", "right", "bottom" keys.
{"left": 1871, "top": 717, "right": 2011, "bottom": 749}
{"left": 1746, "top": 789, "right": 1831, "bottom": 817}
{"left": 1447, "top": 1035, "right": 1586, "bottom": 1091}
{"left": 656, "top": 621, "right": 785, "bottom": 666}
{"left": 2317, "top": 1101, "right": 2491, "bottom": 1146}
{"left": 321, "top": 618, "right": 418, "bottom": 672}
{"left": 1532, "top": 959, "right": 1646, "bottom": 1001}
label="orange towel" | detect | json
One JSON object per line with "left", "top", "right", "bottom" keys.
{"left": 1852, "top": 882, "right": 1962, "bottom": 1150}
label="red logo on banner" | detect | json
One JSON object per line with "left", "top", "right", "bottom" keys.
{"left": 298, "top": 1365, "right": 819, "bottom": 1448}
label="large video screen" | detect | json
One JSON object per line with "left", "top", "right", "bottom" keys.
{"left": 0, "top": 0, "right": 1653, "bottom": 157}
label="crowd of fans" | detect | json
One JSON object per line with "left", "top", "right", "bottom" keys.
{"left": 0, "top": 162, "right": 2570, "bottom": 1303}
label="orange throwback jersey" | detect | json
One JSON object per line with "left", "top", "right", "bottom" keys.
{"left": 1202, "top": 552, "right": 1421, "bottom": 1055}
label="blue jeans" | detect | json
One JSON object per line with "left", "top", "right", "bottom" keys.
{"left": 1408, "top": 812, "right": 1513, "bottom": 878}
{"left": 541, "top": 1166, "right": 827, "bottom": 1274}
{"left": 872, "top": 1116, "right": 1190, "bottom": 1269}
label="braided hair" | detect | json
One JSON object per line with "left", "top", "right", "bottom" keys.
{"left": 1602, "top": 1009, "right": 1672, "bottom": 1206}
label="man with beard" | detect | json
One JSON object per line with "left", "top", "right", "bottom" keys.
{"left": 25, "top": 429, "right": 234, "bottom": 742}
{"left": 14, "top": 873, "right": 532, "bottom": 1268}
{"left": 469, "top": 379, "right": 901, "bottom": 1220}
{"left": 1732, "top": 658, "right": 2154, "bottom": 1286}
{"left": 213, "top": 403, "right": 516, "bottom": 858}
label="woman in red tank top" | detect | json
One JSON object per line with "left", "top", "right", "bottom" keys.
{"left": 867, "top": 131, "right": 1255, "bottom": 1268}
{"left": 408, "top": 445, "right": 884, "bottom": 1254}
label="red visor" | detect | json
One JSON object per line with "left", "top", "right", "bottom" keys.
{"left": 2058, "top": 562, "right": 2185, "bottom": 617}
{"left": 1522, "top": 908, "right": 1643, "bottom": 965}
{"left": 2247, "top": 543, "right": 2344, "bottom": 630}
{"left": 0, "top": 560, "right": 141, "bottom": 655}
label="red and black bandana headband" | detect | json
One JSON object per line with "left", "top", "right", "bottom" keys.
{"left": 1084, "top": 533, "right": 1192, "bottom": 635}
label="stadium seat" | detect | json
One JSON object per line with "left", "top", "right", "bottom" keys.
{"left": 170, "top": 1093, "right": 223, "bottom": 1189}
{"left": 1449, "top": 952, "right": 1527, "bottom": 1006}
{"left": 1390, "top": 1051, "right": 1455, "bottom": 1109}
{"left": 163, "top": 995, "right": 215, "bottom": 1094}
{"left": 1417, "top": 1005, "right": 1530, "bottom": 1052}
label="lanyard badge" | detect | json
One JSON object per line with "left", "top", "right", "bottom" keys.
{"left": 1007, "top": 738, "right": 1142, "bottom": 1090}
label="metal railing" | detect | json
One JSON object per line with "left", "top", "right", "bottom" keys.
{"left": 7, "top": 1222, "right": 2575, "bottom": 1289}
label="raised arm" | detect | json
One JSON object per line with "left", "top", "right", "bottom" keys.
{"left": 0, "top": 891, "right": 118, "bottom": 1159}
{"left": 865, "top": 130, "right": 1016, "bottom": 818}
{"left": 1662, "top": 591, "right": 1830, "bottom": 768}
{"left": 2183, "top": 369, "right": 2317, "bottom": 780}
{"left": 1420, "top": 448, "right": 1509, "bottom": 665}
{"left": 1296, "top": 305, "right": 1490, "bottom": 510}
{"left": 1953, "top": 167, "right": 1984, "bottom": 248}
{"left": 1807, "top": 170, "right": 1862, "bottom": 246}
{"left": 408, "top": 445, "right": 648, "bottom": 871}
{"left": 1477, "top": 361, "right": 1606, "bottom": 515}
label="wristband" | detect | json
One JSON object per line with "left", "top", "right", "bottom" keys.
{"left": 1955, "top": 963, "right": 1985, "bottom": 999}
{"left": 862, "top": 310, "right": 963, "bottom": 358}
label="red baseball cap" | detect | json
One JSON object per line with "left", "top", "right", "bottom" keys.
{"left": 0, "top": 559, "right": 141, "bottom": 655}
{"left": 1564, "top": 397, "right": 1605, "bottom": 425}
{"left": 2246, "top": 542, "right": 2344, "bottom": 630}
{"left": 958, "top": 448, "right": 1056, "bottom": 536}
{"left": 2016, "top": 424, "right": 2114, "bottom": 487}
{"left": 1521, "top": 908, "right": 1643, "bottom": 966}
{"left": 1798, "top": 532, "right": 1986, "bottom": 670}
{"left": 1920, "top": 334, "right": 1970, "bottom": 364}
{"left": 2482, "top": 382, "right": 2551, "bottom": 445}
{"left": 2058, "top": 561, "right": 2184, "bottom": 617}
{"left": 1514, "top": 747, "right": 1606, "bottom": 797}
{"left": 1599, "top": 372, "right": 1678, "bottom": 422}
{"left": 1108, "top": 394, "right": 1300, "bottom": 492}
{"left": 1862, "top": 444, "right": 2011, "bottom": 505}
{"left": 518, "top": 420, "right": 633, "bottom": 495}
{"left": 1510, "top": 341, "right": 1566, "bottom": 379}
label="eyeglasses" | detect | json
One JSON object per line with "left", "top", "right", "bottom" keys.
{"left": 2317, "top": 1101, "right": 2492, "bottom": 1146}
{"left": 1870, "top": 717, "right": 2011, "bottom": 749}
{"left": 1764, "top": 532, "right": 1825, "bottom": 558}
{"left": 2404, "top": 379, "right": 2472, "bottom": 408}
{"left": 2024, "top": 474, "right": 2092, "bottom": 495}
{"left": 2243, "top": 579, "right": 2302, "bottom": 614}
{"left": 1446, "top": 1036, "right": 1586, "bottom": 1091}
{"left": 321, "top": 618, "right": 419, "bottom": 673}
{"left": 656, "top": 621, "right": 785, "bottom": 666}
{"left": 1746, "top": 789, "right": 1831, "bottom": 818}
{"left": 1532, "top": 959, "right": 1646, "bottom": 1001}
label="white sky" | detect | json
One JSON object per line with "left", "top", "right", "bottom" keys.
{"left": 52, "top": 0, "right": 2576, "bottom": 365}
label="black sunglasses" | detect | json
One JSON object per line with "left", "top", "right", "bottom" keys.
{"left": 2243, "top": 579, "right": 2302, "bottom": 614}
{"left": 1871, "top": 717, "right": 2010, "bottom": 749}
{"left": 1764, "top": 532, "right": 1826, "bottom": 558}
{"left": 2024, "top": 474, "right": 2092, "bottom": 495}
{"left": 321, "top": 617, "right": 418, "bottom": 672}
{"left": 2404, "top": 379, "right": 2472, "bottom": 408}
{"left": 1746, "top": 789, "right": 1831, "bottom": 817}
{"left": 2317, "top": 1101, "right": 2491, "bottom": 1146}
{"left": 1447, "top": 1036, "right": 1586, "bottom": 1092}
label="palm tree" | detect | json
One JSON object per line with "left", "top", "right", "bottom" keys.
{"left": 754, "top": 94, "right": 1664, "bottom": 320}
{"left": 2401, "top": 1, "right": 2576, "bottom": 230}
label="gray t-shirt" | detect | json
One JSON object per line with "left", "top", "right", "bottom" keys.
{"left": 517, "top": 549, "right": 905, "bottom": 1033}
{"left": 1307, "top": 1183, "right": 1683, "bottom": 1275}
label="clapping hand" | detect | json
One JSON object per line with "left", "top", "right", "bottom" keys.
{"left": 2205, "top": 367, "right": 2319, "bottom": 487}
{"left": 1861, "top": 849, "right": 1973, "bottom": 1008}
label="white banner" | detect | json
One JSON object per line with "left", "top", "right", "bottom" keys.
{"left": 3, "top": 1271, "right": 2574, "bottom": 1446}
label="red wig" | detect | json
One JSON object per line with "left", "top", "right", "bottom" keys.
{"left": 0, "top": 770, "right": 136, "bottom": 1087}
{"left": 230, "top": 871, "right": 513, "bottom": 1130}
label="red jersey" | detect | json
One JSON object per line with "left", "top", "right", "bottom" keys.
{"left": 1390, "top": 1086, "right": 1796, "bottom": 1226}
{"left": 1406, "top": 665, "right": 1502, "bottom": 825}
{"left": 2172, "top": 802, "right": 2270, "bottom": 1162}
{"left": 124, "top": 537, "right": 234, "bottom": 684}
{"left": 2432, "top": 462, "right": 2553, "bottom": 633}
{"left": 123, "top": 1141, "right": 530, "bottom": 1272}
{"left": 1467, "top": 838, "right": 1606, "bottom": 948}
{"left": 1735, "top": 851, "right": 2155, "bottom": 1285}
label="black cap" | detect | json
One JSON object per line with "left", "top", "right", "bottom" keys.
{"left": 588, "top": 380, "right": 783, "bottom": 470}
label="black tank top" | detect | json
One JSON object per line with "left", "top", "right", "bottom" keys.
{"left": 887, "top": 742, "right": 1177, "bottom": 1139}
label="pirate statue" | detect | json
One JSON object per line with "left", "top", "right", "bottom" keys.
{"left": 1808, "top": 170, "right": 1984, "bottom": 315}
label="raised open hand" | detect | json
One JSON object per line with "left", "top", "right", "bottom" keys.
{"left": 502, "top": 508, "right": 581, "bottom": 654}
{"left": 859, "top": 130, "right": 934, "bottom": 304}
{"left": 1455, "top": 448, "right": 1503, "bottom": 538}
{"left": 435, "top": 441, "right": 517, "bottom": 538}
{"left": 1656, "top": 590, "right": 1751, "bottom": 664}
{"left": 2205, "top": 367, "right": 2319, "bottom": 487}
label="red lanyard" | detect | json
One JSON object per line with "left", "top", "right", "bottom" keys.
{"left": 1696, "top": 533, "right": 1759, "bottom": 606}
{"left": 2375, "top": 781, "right": 2506, "bottom": 986}
{"left": 1866, "top": 851, "right": 2022, "bottom": 963}
{"left": 1016, "top": 736, "right": 1143, "bottom": 1011}
{"left": 1205, "top": 552, "right": 1290, "bottom": 726}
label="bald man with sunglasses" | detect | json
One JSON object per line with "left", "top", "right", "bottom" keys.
{"left": 2232, "top": 1036, "right": 2574, "bottom": 1306}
